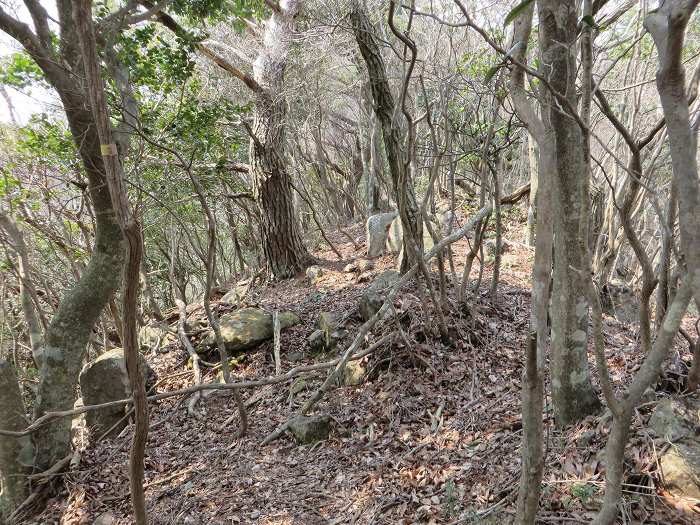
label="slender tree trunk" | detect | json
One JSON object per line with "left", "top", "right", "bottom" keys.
{"left": 646, "top": 1, "right": 700, "bottom": 311}
{"left": 525, "top": 134, "right": 538, "bottom": 247}
{"left": 509, "top": 7, "right": 552, "bottom": 522}
{"left": 74, "top": 2, "right": 149, "bottom": 521}
{"left": 539, "top": 0, "right": 600, "bottom": 426}
{"left": 351, "top": 1, "right": 422, "bottom": 274}
{"left": 0, "top": 360, "right": 31, "bottom": 519}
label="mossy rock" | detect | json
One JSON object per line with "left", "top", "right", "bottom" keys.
{"left": 198, "top": 308, "right": 300, "bottom": 353}
{"left": 288, "top": 415, "right": 332, "bottom": 444}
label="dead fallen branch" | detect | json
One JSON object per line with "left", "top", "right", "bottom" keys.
{"left": 0, "top": 335, "right": 391, "bottom": 438}
{"left": 300, "top": 203, "right": 493, "bottom": 415}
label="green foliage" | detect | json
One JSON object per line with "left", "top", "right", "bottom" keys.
{"left": 16, "top": 115, "right": 76, "bottom": 167}
{"left": 0, "top": 52, "right": 46, "bottom": 89}
{"left": 117, "top": 25, "right": 197, "bottom": 94}
{"left": 570, "top": 482, "right": 598, "bottom": 505}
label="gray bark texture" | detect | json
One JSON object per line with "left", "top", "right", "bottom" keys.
{"left": 0, "top": 1, "right": 125, "bottom": 472}
{"left": 0, "top": 360, "right": 31, "bottom": 518}
{"left": 538, "top": 0, "right": 601, "bottom": 427}
{"left": 350, "top": 1, "right": 423, "bottom": 274}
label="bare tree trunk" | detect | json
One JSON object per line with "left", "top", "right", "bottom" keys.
{"left": 351, "top": 1, "right": 423, "bottom": 274}
{"left": 509, "top": 6, "right": 552, "bottom": 522}
{"left": 525, "top": 134, "right": 538, "bottom": 247}
{"left": 361, "top": 83, "right": 383, "bottom": 215}
{"left": 539, "top": 0, "right": 600, "bottom": 426}
{"left": 0, "top": 2, "right": 129, "bottom": 471}
{"left": 646, "top": 1, "right": 700, "bottom": 310}
{"left": 0, "top": 360, "right": 30, "bottom": 519}
{"left": 0, "top": 214, "right": 46, "bottom": 362}
{"left": 74, "top": 2, "right": 148, "bottom": 522}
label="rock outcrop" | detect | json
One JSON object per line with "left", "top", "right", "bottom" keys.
{"left": 138, "top": 322, "right": 175, "bottom": 350}
{"left": 649, "top": 396, "right": 700, "bottom": 499}
{"left": 287, "top": 415, "right": 333, "bottom": 444}
{"left": 366, "top": 211, "right": 398, "bottom": 257}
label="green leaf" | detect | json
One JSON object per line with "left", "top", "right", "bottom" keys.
{"left": 504, "top": 0, "right": 535, "bottom": 27}
{"left": 484, "top": 65, "right": 500, "bottom": 83}
{"left": 581, "top": 15, "right": 599, "bottom": 30}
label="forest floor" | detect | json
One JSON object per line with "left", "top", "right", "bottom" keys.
{"left": 33, "top": 206, "right": 700, "bottom": 525}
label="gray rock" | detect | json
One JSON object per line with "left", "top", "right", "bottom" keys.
{"left": 357, "top": 259, "right": 375, "bottom": 272}
{"left": 198, "top": 308, "right": 300, "bottom": 353}
{"left": 359, "top": 269, "right": 400, "bottom": 321}
{"left": 366, "top": 211, "right": 398, "bottom": 257}
{"left": 287, "top": 415, "right": 332, "bottom": 444}
{"left": 221, "top": 281, "right": 250, "bottom": 304}
{"left": 649, "top": 396, "right": 700, "bottom": 499}
{"left": 138, "top": 322, "right": 174, "bottom": 350}
{"left": 306, "top": 265, "right": 324, "bottom": 281}
{"left": 650, "top": 398, "right": 695, "bottom": 442}
{"left": 308, "top": 329, "right": 327, "bottom": 353}
{"left": 79, "top": 348, "right": 153, "bottom": 439}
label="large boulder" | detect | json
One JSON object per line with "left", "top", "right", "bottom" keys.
{"left": 649, "top": 397, "right": 700, "bottom": 499}
{"left": 197, "top": 308, "right": 300, "bottom": 353}
{"left": 359, "top": 270, "right": 400, "bottom": 321}
{"left": 79, "top": 348, "right": 153, "bottom": 439}
{"left": 366, "top": 211, "right": 398, "bottom": 257}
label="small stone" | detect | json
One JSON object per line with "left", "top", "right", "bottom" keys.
{"left": 94, "top": 512, "right": 117, "bottom": 525}
{"left": 344, "top": 262, "right": 359, "bottom": 273}
{"left": 306, "top": 265, "right": 323, "bottom": 281}
{"left": 357, "top": 259, "right": 375, "bottom": 272}
{"left": 308, "top": 330, "right": 327, "bottom": 354}
{"left": 359, "top": 270, "right": 400, "bottom": 321}
{"left": 343, "top": 360, "right": 366, "bottom": 386}
{"left": 287, "top": 415, "right": 333, "bottom": 444}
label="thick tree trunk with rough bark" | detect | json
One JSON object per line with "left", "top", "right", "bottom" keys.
{"left": 250, "top": 0, "right": 311, "bottom": 279}
{"left": 538, "top": 0, "right": 600, "bottom": 427}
